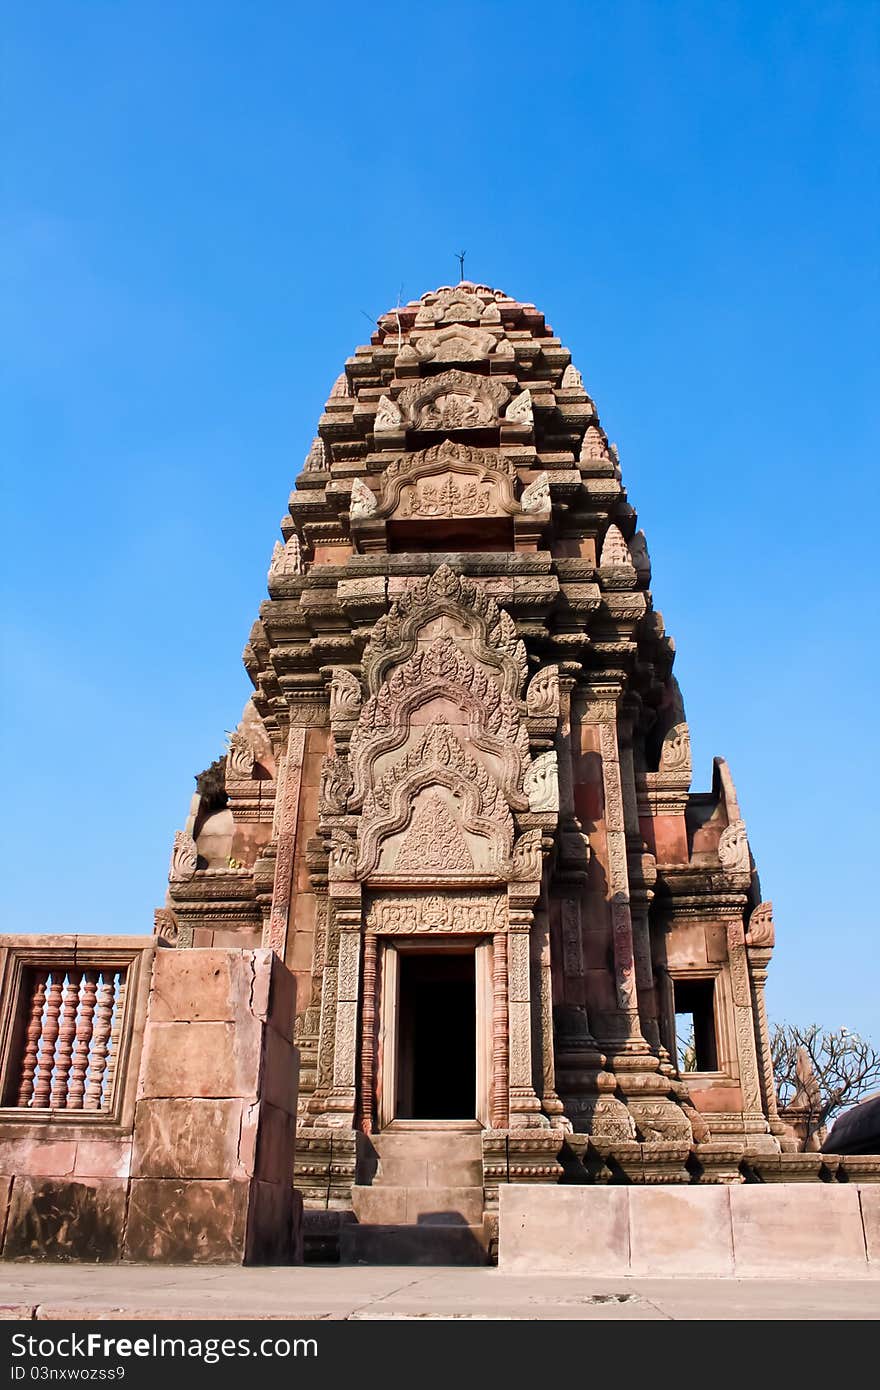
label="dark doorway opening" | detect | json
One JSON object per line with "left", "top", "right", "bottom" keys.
{"left": 397, "top": 953, "right": 476, "bottom": 1119}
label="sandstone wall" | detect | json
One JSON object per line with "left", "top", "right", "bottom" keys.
{"left": 0, "top": 944, "right": 301, "bottom": 1264}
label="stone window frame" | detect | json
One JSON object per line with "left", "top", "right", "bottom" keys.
{"left": 660, "top": 964, "right": 736, "bottom": 1082}
{"left": 0, "top": 936, "right": 154, "bottom": 1135}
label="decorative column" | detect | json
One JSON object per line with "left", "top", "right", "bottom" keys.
{"left": 506, "top": 905, "right": 548, "bottom": 1127}
{"left": 264, "top": 724, "right": 307, "bottom": 956}
{"left": 726, "top": 913, "right": 775, "bottom": 1145}
{"left": 535, "top": 910, "right": 565, "bottom": 1123}
{"left": 744, "top": 902, "right": 787, "bottom": 1146}
{"left": 597, "top": 716, "right": 641, "bottom": 1034}
{"left": 358, "top": 931, "right": 378, "bottom": 1133}
{"left": 618, "top": 700, "right": 661, "bottom": 1049}
{"left": 491, "top": 931, "right": 509, "bottom": 1128}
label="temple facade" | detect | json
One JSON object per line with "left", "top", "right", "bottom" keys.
{"left": 158, "top": 282, "right": 795, "bottom": 1258}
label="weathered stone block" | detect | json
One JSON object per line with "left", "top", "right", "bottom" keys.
{"left": 254, "top": 1101, "right": 297, "bottom": 1183}
{"left": 73, "top": 1140, "right": 132, "bottom": 1179}
{"left": 138, "top": 1021, "right": 260, "bottom": 1099}
{"left": 858, "top": 1185, "right": 880, "bottom": 1266}
{"left": 498, "top": 1185, "right": 629, "bottom": 1274}
{"left": 148, "top": 949, "right": 256, "bottom": 1023}
{"left": 131, "top": 1099, "right": 244, "bottom": 1179}
{"left": 245, "top": 1180, "right": 299, "bottom": 1265}
{"left": 0, "top": 1139, "right": 76, "bottom": 1178}
{"left": 124, "top": 1179, "right": 249, "bottom": 1263}
{"left": 3, "top": 1178, "right": 127, "bottom": 1262}
{"left": 261, "top": 1028, "right": 300, "bottom": 1116}
{"left": 730, "top": 1184, "right": 868, "bottom": 1275}
{"left": 629, "top": 1186, "right": 734, "bottom": 1275}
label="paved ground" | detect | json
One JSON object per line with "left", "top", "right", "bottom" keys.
{"left": 0, "top": 1265, "right": 877, "bottom": 1320}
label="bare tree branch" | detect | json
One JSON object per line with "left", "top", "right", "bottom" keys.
{"left": 772, "top": 1022, "right": 880, "bottom": 1137}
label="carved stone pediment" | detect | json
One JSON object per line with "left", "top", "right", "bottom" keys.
{"left": 413, "top": 286, "right": 498, "bottom": 327}
{"left": 357, "top": 722, "right": 514, "bottom": 880}
{"left": 362, "top": 563, "right": 527, "bottom": 700}
{"left": 410, "top": 324, "right": 498, "bottom": 363}
{"left": 376, "top": 441, "right": 519, "bottom": 521}
{"left": 396, "top": 370, "right": 510, "bottom": 431}
{"left": 349, "top": 633, "right": 529, "bottom": 811}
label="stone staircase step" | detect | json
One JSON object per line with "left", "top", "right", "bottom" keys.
{"left": 364, "top": 1130, "right": 484, "bottom": 1189}
{"left": 352, "top": 1184, "right": 484, "bottom": 1226}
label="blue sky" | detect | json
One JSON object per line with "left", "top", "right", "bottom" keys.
{"left": 2, "top": 2, "right": 878, "bottom": 1037}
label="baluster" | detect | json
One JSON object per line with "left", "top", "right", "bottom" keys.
{"left": 85, "top": 975, "right": 114, "bottom": 1110}
{"left": 102, "top": 971, "right": 127, "bottom": 1107}
{"left": 17, "top": 971, "right": 48, "bottom": 1107}
{"left": 67, "top": 970, "right": 97, "bottom": 1110}
{"left": 50, "top": 971, "right": 81, "bottom": 1107}
{"left": 32, "top": 973, "right": 62, "bottom": 1107}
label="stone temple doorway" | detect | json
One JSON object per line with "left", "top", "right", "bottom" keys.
{"left": 398, "top": 953, "right": 475, "bottom": 1119}
{"left": 378, "top": 938, "right": 491, "bottom": 1128}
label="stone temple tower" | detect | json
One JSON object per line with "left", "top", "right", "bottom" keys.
{"left": 159, "top": 282, "right": 790, "bottom": 1261}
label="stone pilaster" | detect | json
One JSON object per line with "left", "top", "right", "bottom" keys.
{"left": 264, "top": 725, "right": 306, "bottom": 956}
{"left": 506, "top": 909, "right": 548, "bottom": 1128}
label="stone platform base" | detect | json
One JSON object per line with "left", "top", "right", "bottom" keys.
{"left": 499, "top": 1184, "right": 880, "bottom": 1278}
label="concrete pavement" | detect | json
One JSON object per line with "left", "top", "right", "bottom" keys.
{"left": 0, "top": 1265, "right": 877, "bottom": 1320}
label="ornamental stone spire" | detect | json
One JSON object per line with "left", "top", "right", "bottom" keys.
{"left": 162, "top": 281, "right": 791, "bottom": 1259}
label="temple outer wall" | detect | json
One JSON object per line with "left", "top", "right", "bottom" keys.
{"left": 0, "top": 942, "right": 301, "bottom": 1264}
{"left": 498, "top": 1184, "right": 880, "bottom": 1277}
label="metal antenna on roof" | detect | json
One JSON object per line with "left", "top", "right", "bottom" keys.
{"left": 456, "top": 250, "right": 466, "bottom": 282}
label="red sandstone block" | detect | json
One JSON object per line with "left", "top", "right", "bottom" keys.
{"left": 3, "top": 1177, "right": 127, "bottom": 1262}
{"left": 686, "top": 1082, "right": 744, "bottom": 1112}
{"left": 650, "top": 815, "right": 689, "bottom": 865}
{"left": 124, "top": 1179, "right": 249, "bottom": 1263}
{"left": 859, "top": 1186, "right": 880, "bottom": 1265}
{"left": 267, "top": 956, "right": 297, "bottom": 1036}
{"left": 149, "top": 949, "right": 256, "bottom": 1023}
{"left": 138, "top": 1021, "right": 261, "bottom": 1100}
{"left": 498, "top": 1186, "right": 629, "bottom": 1275}
{"left": 0, "top": 1139, "right": 76, "bottom": 1178}
{"left": 730, "top": 1184, "right": 867, "bottom": 1275}
{"left": 291, "top": 927, "right": 315, "bottom": 972}
{"left": 259, "top": 1029, "right": 300, "bottom": 1116}
{"left": 629, "top": 1187, "right": 734, "bottom": 1276}
{"left": 211, "top": 928, "right": 261, "bottom": 948}
{"left": 73, "top": 1139, "right": 132, "bottom": 1179}
{"left": 245, "top": 1180, "right": 299, "bottom": 1265}
{"left": 132, "top": 1098, "right": 245, "bottom": 1179}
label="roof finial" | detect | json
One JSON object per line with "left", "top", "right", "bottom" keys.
{"left": 456, "top": 249, "right": 466, "bottom": 282}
